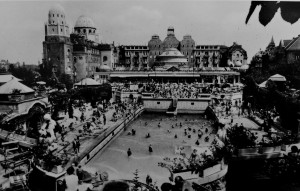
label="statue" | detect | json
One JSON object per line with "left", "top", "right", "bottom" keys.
{"left": 39, "top": 114, "right": 56, "bottom": 143}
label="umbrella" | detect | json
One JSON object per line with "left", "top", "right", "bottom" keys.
{"left": 269, "top": 74, "right": 286, "bottom": 82}
{"left": 36, "top": 81, "right": 46, "bottom": 85}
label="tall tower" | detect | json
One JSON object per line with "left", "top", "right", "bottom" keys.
{"left": 43, "top": 4, "right": 73, "bottom": 78}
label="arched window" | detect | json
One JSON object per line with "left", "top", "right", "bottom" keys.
{"left": 89, "top": 29, "right": 91, "bottom": 33}
{"left": 103, "top": 56, "right": 108, "bottom": 62}
{"left": 74, "top": 57, "right": 77, "bottom": 63}
{"left": 62, "top": 21, "right": 64, "bottom": 24}
{"left": 83, "top": 29, "right": 86, "bottom": 33}
{"left": 57, "top": 14, "right": 59, "bottom": 17}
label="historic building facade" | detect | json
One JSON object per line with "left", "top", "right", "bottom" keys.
{"left": 42, "top": 5, "right": 248, "bottom": 83}
{"left": 227, "top": 42, "right": 248, "bottom": 67}
{"left": 117, "top": 45, "right": 149, "bottom": 70}
{"left": 283, "top": 35, "right": 300, "bottom": 64}
{"left": 42, "top": 5, "right": 115, "bottom": 82}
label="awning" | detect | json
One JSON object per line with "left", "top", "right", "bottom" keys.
{"left": 269, "top": 74, "right": 286, "bottom": 82}
{"left": 110, "top": 74, "right": 148, "bottom": 77}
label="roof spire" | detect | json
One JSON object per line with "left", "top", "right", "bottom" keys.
{"left": 269, "top": 36, "right": 275, "bottom": 47}
{"left": 278, "top": 39, "right": 282, "bottom": 47}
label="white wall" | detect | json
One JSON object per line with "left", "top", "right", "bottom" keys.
{"left": 143, "top": 99, "right": 172, "bottom": 112}
{"left": 177, "top": 99, "right": 209, "bottom": 113}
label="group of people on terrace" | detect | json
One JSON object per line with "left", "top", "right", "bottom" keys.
{"left": 112, "top": 80, "right": 243, "bottom": 100}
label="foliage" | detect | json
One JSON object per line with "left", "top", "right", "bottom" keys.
{"left": 76, "top": 84, "right": 112, "bottom": 102}
{"left": 159, "top": 140, "right": 225, "bottom": 177}
{"left": 226, "top": 125, "right": 257, "bottom": 149}
{"left": 264, "top": 155, "right": 300, "bottom": 181}
{"left": 11, "top": 88, "right": 21, "bottom": 94}
{"left": 132, "top": 169, "right": 140, "bottom": 191}
{"left": 8, "top": 64, "right": 39, "bottom": 86}
{"left": 243, "top": 50, "right": 300, "bottom": 133}
{"left": 58, "top": 73, "right": 73, "bottom": 90}
{"left": 0, "top": 67, "right": 7, "bottom": 73}
{"left": 246, "top": 1, "right": 300, "bottom": 26}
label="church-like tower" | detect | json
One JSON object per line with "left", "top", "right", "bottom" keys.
{"left": 42, "top": 4, "right": 73, "bottom": 77}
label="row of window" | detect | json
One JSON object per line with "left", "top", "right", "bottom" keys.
{"left": 51, "top": 27, "right": 68, "bottom": 33}
{"left": 75, "top": 29, "right": 96, "bottom": 34}
{"left": 196, "top": 46, "right": 219, "bottom": 49}
{"left": 91, "top": 49, "right": 100, "bottom": 55}
{"left": 49, "top": 20, "right": 65, "bottom": 25}
{"left": 73, "top": 56, "right": 108, "bottom": 63}
{"left": 49, "top": 14, "right": 64, "bottom": 18}
{"left": 194, "top": 51, "right": 219, "bottom": 55}
{"left": 126, "top": 52, "right": 148, "bottom": 56}
{"left": 182, "top": 44, "right": 194, "bottom": 48}
{"left": 125, "top": 46, "right": 148, "bottom": 50}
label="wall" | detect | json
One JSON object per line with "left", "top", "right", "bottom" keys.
{"left": 143, "top": 98, "right": 172, "bottom": 112}
{"left": 177, "top": 99, "right": 210, "bottom": 114}
{"left": 120, "top": 92, "right": 141, "bottom": 102}
{"left": 101, "top": 50, "right": 113, "bottom": 69}
{"left": 231, "top": 50, "right": 246, "bottom": 65}
{"left": 74, "top": 54, "right": 88, "bottom": 81}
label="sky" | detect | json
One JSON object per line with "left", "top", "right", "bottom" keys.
{"left": 0, "top": 0, "right": 300, "bottom": 65}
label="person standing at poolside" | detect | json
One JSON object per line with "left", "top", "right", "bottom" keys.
{"left": 149, "top": 144, "right": 153, "bottom": 153}
{"left": 127, "top": 148, "right": 132, "bottom": 157}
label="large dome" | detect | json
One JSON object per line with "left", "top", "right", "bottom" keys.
{"left": 74, "top": 15, "right": 96, "bottom": 28}
{"left": 99, "top": 64, "right": 111, "bottom": 71}
{"left": 49, "top": 4, "right": 65, "bottom": 17}
{"left": 159, "top": 48, "right": 185, "bottom": 57}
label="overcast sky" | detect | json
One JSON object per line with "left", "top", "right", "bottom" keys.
{"left": 0, "top": 0, "right": 300, "bottom": 65}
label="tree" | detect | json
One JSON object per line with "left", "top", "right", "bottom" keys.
{"left": 0, "top": 67, "right": 6, "bottom": 73}
{"left": 246, "top": 1, "right": 300, "bottom": 26}
{"left": 8, "top": 64, "right": 38, "bottom": 86}
{"left": 59, "top": 73, "right": 73, "bottom": 90}
{"left": 132, "top": 169, "right": 140, "bottom": 191}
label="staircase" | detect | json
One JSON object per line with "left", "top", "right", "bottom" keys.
{"left": 166, "top": 98, "right": 178, "bottom": 115}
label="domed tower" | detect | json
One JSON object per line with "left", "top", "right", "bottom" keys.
{"left": 148, "top": 34, "right": 163, "bottom": 66}
{"left": 180, "top": 34, "right": 195, "bottom": 66}
{"left": 162, "top": 26, "right": 180, "bottom": 51}
{"left": 43, "top": 4, "right": 73, "bottom": 78}
{"left": 74, "top": 15, "right": 99, "bottom": 43}
{"left": 46, "top": 4, "right": 70, "bottom": 37}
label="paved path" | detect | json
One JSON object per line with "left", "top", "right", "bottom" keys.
{"left": 53, "top": 104, "right": 116, "bottom": 165}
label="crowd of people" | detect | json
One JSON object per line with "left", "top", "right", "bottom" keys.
{"left": 112, "top": 81, "right": 243, "bottom": 100}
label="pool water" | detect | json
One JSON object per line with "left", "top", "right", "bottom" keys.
{"left": 86, "top": 113, "right": 216, "bottom": 186}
